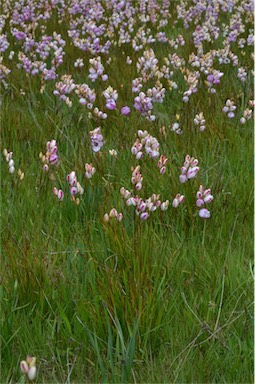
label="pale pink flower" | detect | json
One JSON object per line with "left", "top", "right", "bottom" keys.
{"left": 199, "top": 208, "right": 210, "bottom": 219}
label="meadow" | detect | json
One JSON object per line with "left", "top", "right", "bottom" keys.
{"left": 1, "top": 0, "right": 254, "bottom": 383}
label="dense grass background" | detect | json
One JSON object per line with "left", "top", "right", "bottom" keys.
{"left": 1, "top": 8, "right": 254, "bottom": 384}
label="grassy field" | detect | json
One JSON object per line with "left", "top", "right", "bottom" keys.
{"left": 1, "top": 1, "right": 254, "bottom": 383}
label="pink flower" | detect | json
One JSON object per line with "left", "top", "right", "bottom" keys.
{"left": 140, "top": 212, "right": 149, "bottom": 220}
{"left": 70, "top": 186, "right": 78, "bottom": 195}
{"left": 58, "top": 190, "right": 64, "bottom": 201}
{"left": 121, "top": 106, "right": 131, "bottom": 115}
{"left": 179, "top": 174, "right": 187, "bottom": 183}
{"left": 199, "top": 208, "right": 210, "bottom": 219}
{"left": 106, "top": 99, "right": 116, "bottom": 110}
{"left": 20, "top": 356, "right": 37, "bottom": 381}
{"left": 49, "top": 153, "right": 58, "bottom": 165}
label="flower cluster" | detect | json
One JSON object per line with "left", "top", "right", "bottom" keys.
{"left": 134, "top": 92, "right": 155, "bottom": 121}
{"left": 173, "top": 193, "right": 185, "bottom": 208}
{"left": 196, "top": 185, "right": 214, "bottom": 219}
{"left": 109, "top": 149, "right": 118, "bottom": 158}
{"left": 66, "top": 171, "right": 84, "bottom": 204}
{"left": 75, "top": 83, "right": 96, "bottom": 109}
{"left": 121, "top": 189, "right": 169, "bottom": 221}
{"left": 54, "top": 75, "right": 76, "bottom": 107}
{"left": 237, "top": 67, "right": 247, "bottom": 83}
{"left": 104, "top": 208, "right": 123, "bottom": 223}
{"left": 90, "top": 127, "right": 104, "bottom": 153}
{"left": 157, "top": 155, "right": 168, "bottom": 174}
{"left": 182, "top": 70, "right": 200, "bottom": 102}
{"left": 222, "top": 99, "right": 236, "bottom": 118}
{"left": 85, "top": 163, "right": 96, "bottom": 179}
{"left": 93, "top": 107, "right": 107, "bottom": 119}
{"left": 53, "top": 187, "right": 64, "bottom": 201}
{"left": 240, "top": 108, "right": 253, "bottom": 124}
{"left": 89, "top": 56, "right": 108, "bottom": 82}
{"left": 3, "top": 148, "right": 15, "bottom": 174}
{"left": 131, "top": 165, "right": 143, "bottom": 191}
{"left": 206, "top": 70, "right": 224, "bottom": 93}
{"left": 103, "top": 86, "right": 118, "bottom": 110}
{"left": 194, "top": 112, "right": 206, "bottom": 132}
{"left": 131, "top": 130, "right": 160, "bottom": 160}
{"left": 20, "top": 355, "right": 37, "bottom": 381}
{"left": 179, "top": 155, "right": 199, "bottom": 183}
{"left": 40, "top": 139, "right": 59, "bottom": 172}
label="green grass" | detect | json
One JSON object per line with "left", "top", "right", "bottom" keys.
{"left": 1, "top": 14, "right": 254, "bottom": 384}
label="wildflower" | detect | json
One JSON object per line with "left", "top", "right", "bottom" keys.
{"left": 20, "top": 355, "right": 37, "bottom": 381}
{"left": 85, "top": 163, "right": 96, "bottom": 179}
{"left": 161, "top": 200, "right": 169, "bottom": 211}
{"left": 157, "top": 155, "right": 168, "bottom": 174}
{"left": 41, "top": 139, "right": 59, "bottom": 171}
{"left": 103, "top": 86, "right": 118, "bottom": 110}
{"left": 18, "top": 169, "right": 24, "bottom": 180}
{"left": 131, "top": 165, "right": 143, "bottom": 190}
{"left": 196, "top": 185, "right": 213, "bottom": 218}
{"left": 194, "top": 112, "right": 206, "bottom": 131}
{"left": 74, "top": 58, "right": 84, "bottom": 68}
{"left": 109, "top": 149, "right": 118, "bottom": 158}
{"left": 140, "top": 212, "right": 149, "bottom": 220}
{"left": 53, "top": 187, "right": 64, "bottom": 201}
{"left": 179, "top": 155, "right": 199, "bottom": 183}
{"left": 104, "top": 209, "right": 123, "bottom": 222}
{"left": 67, "top": 171, "right": 83, "bottom": 199}
{"left": 171, "top": 122, "right": 183, "bottom": 135}
{"left": 90, "top": 127, "right": 104, "bottom": 153}
{"left": 120, "top": 187, "right": 132, "bottom": 199}
{"left": 121, "top": 106, "right": 131, "bottom": 115}
{"left": 199, "top": 208, "right": 211, "bottom": 219}
{"left": 222, "top": 99, "right": 236, "bottom": 118}
{"left": 172, "top": 194, "right": 185, "bottom": 208}
{"left": 240, "top": 108, "right": 253, "bottom": 124}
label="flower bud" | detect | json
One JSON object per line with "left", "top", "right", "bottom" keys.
{"left": 139, "top": 202, "right": 146, "bottom": 212}
{"left": 179, "top": 195, "right": 185, "bottom": 204}
{"left": 9, "top": 166, "right": 15, "bottom": 174}
{"left": 172, "top": 198, "right": 179, "bottom": 208}
{"left": 27, "top": 366, "right": 37, "bottom": 381}
{"left": 117, "top": 213, "right": 123, "bottom": 221}
{"left": 160, "top": 166, "right": 166, "bottom": 174}
{"left": 77, "top": 182, "right": 84, "bottom": 195}
{"left": 136, "top": 151, "right": 143, "bottom": 160}
{"left": 140, "top": 212, "right": 149, "bottom": 220}
{"left": 103, "top": 213, "right": 109, "bottom": 222}
{"left": 179, "top": 174, "right": 187, "bottom": 183}
{"left": 161, "top": 201, "right": 169, "bottom": 211}
{"left": 20, "top": 361, "right": 29, "bottom": 374}
{"left": 109, "top": 208, "right": 118, "bottom": 218}
{"left": 131, "top": 146, "right": 137, "bottom": 155}
{"left": 58, "top": 190, "right": 64, "bottom": 201}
